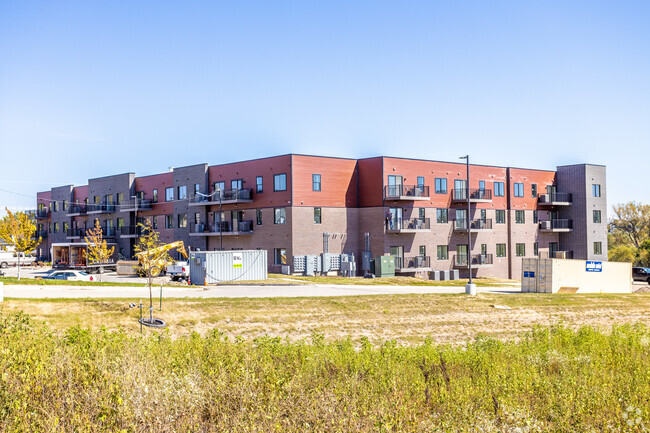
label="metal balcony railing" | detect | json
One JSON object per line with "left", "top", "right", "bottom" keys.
{"left": 66, "top": 228, "right": 86, "bottom": 238}
{"left": 120, "top": 226, "right": 144, "bottom": 236}
{"left": 66, "top": 205, "right": 87, "bottom": 216}
{"left": 395, "top": 255, "right": 431, "bottom": 270}
{"left": 538, "top": 192, "right": 572, "bottom": 204}
{"left": 539, "top": 219, "right": 573, "bottom": 230}
{"left": 103, "top": 227, "right": 116, "bottom": 237}
{"left": 384, "top": 185, "right": 430, "bottom": 199}
{"left": 34, "top": 230, "right": 47, "bottom": 239}
{"left": 189, "top": 188, "right": 254, "bottom": 205}
{"left": 454, "top": 218, "right": 493, "bottom": 231}
{"left": 452, "top": 188, "right": 493, "bottom": 201}
{"left": 386, "top": 217, "right": 430, "bottom": 231}
{"left": 455, "top": 253, "right": 494, "bottom": 267}
{"left": 36, "top": 209, "right": 49, "bottom": 218}
{"left": 190, "top": 220, "right": 254, "bottom": 234}
{"left": 88, "top": 203, "right": 116, "bottom": 213}
{"left": 122, "top": 199, "right": 153, "bottom": 211}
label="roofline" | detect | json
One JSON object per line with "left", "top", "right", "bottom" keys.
{"left": 375, "top": 155, "right": 559, "bottom": 173}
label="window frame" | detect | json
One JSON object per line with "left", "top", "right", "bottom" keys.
{"left": 313, "top": 207, "right": 322, "bottom": 224}
{"left": 496, "top": 243, "right": 507, "bottom": 257}
{"left": 434, "top": 178, "right": 447, "bottom": 194}
{"left": 256, "top": 176, "right": 263, "bottom": 193}
{"left": 494, "top": 182, "right": 505, "bottom": 197}
{"left": 495, "top": 209, "right": 506, "bottom": 224}
{"left": 274, "top": 173, "right": 287, "bottom": 192}
{"left": 593, "top": 210, "right": 602, "bottom": 223}
{"left": 312, "top": 174, "right": 321, "bottom": 192}
{"left": 274, "top": 208, "right": 286, "bottom": 224}
{"left": 515, "top": 210, "right": 525, "bottom": 224}
{"left": 436, "top": 208, "right": 448, "bottom": 224}
{"left": 165, "top": 187, "right": 174, "bottom": 202}
{"left": 436, "top": 245, "right": 448, "bottom": 260}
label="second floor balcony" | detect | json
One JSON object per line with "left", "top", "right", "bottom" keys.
{"left": 120, "top": 225, "right": 144, "bottom": 238}
{"left": 395, "top": 255, "right": 431, "bottom": 272}
{"left": 539, "top": 219, "right": 573, "bottom": 232}
{"left": 453, "top": 218, "right": 493, "bottom": 232}
{"left": 384, "top": 185, "right": 430, "bottom": 201}
{"left": 66, "top": 228, "right": 86, "bottom": 239}
{"left": 538, "top": 192, "right": 572, "bottom": 206}
{"left": 122, "top": 199, "right": 153, "bottom": 212}
{"left": 87, "top": 203, "right": 116, "bottom": 214}
{"left": 454, "top": 253, "right": 494, "bottom": 268}
{"left": 36, "top": 209, "right": 49, "bottom": 219}
{"left": 188, "top": 188, "right": 254, "bottom": 207}
{"left": 33, "top": 230, "right": 48, "bottom": 240}
{"left": 386, "top": 217, "right": 430, "bottom": 233}
{"left": 188, "top": 220, "right": 254, "bottom": 236}
{"left": 66, "top": 205, "right": 87, "bottom": 217}
{"left": 452, "top": 188, "right": 493, "bottom": 203}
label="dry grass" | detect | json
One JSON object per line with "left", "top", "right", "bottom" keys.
{"left": 2, "top": 292, "right": 649, "bottom": 344}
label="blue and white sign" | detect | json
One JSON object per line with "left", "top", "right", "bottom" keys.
{"left": 524, "top": 271, "right": 535, "bottom": 278}
{"left": 586, "top": 261, "right": 603, "bottom": 272}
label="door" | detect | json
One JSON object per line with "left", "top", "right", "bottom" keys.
{"left": 389, "top": 208, "right": 403, "bottom": 230}
{"left": 456, "top": 244, "right": 468, "bottom": 266}
{"left": 388, "top": 175, "right": 403, "bottom": 197}
{"left": 478, "top": 180, "right": 486, "bottom": 199}
{"left": 456, "top": 209, "right": 467, "bottom": 230}
{"left": 390, "top": 246, "right": 404, "bottom": 269}
{"left": 454, "top": 179, "right": 467, "bottom": 200}
{"left": 547, "top": 185, "right": 557, "bottom": 201}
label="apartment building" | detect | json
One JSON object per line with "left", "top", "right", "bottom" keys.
{"left": 35, "top": 154, "right": 607, "bottom": 279}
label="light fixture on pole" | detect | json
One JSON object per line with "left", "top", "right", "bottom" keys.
{"left": 459, "top": 155, "right": 476, "bottom": 296}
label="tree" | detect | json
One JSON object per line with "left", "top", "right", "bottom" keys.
{"left": 609, "top": 202, "right": 650, "bottom": 248}
{"left": 83, "top": 220, "right": 115, "bottom": 282}
{"left": 0, "top": 208, "right": 41, "bottom": 280}
{"left": 133, "top": 221, "right": 173, "bottom": 325}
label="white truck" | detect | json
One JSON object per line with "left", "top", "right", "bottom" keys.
{"left": 51, "top": 242, "right": 118, "bottom": 273}
{"left": 165, "top": 261, "right": 190, "bottom": 281}
{"left": 0, "top": 251, "right": 35, "bottom": 269}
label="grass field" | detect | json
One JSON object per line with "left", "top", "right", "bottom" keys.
{"left": 1, "top": 292, "right": 649, "bottom": 344}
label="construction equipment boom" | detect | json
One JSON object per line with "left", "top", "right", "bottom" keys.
{"left": 135, "top": 240, "right": 188, "bottom": 277}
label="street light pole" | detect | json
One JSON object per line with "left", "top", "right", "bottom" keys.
{"left": 460, "top": 155, "right": 476, "bottom": 295}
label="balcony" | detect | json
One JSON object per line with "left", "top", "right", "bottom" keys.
{"left": 122, "top": 199, "right": 153, "bottom": 212}
{"left": 36, "top": 209, "right": 50, "bottom": 219}
{"left": 453, "top": 218, "right": 493, "bottom": 232}
{"left": 87, "top": 203, "right": 116, "bottom": 214}
{"left": 103, "top": 227, "right": 116, "bottom": 238}
{"left": 386, "top": 217, "right": 430, "bottom": 233}
{"left": 452, "top": 188, "right": 492, "bottom": 203}
{"left": 120, "top": 225, "right": 145, "bottom": 238}
{"left": 539, "top": 219, "right": 573, "bottom": 232}
{"left": 384, "top": 185, "right": 430, "bottom": 201}
{"left": 395, "top": 255, "right": 431, "bottom": 273}
{"left": 66, "top": 205, "right": 87, "bottom": 217}
{"left": 538, "top": 193, "right": 572, "bottom": 206}
{"left": 454, "top": 253, "right": 494, "bottom": 268}
{"left": 66, "top": 228, "right": 87, "bottom": 239}
{"left": 188, "top": 189, "right": 254, "bottom": 207}
{"left": 33, "top": 230, "right": 47, "bottom": 240}
{"left": 188, "top": 220, "right": 254, "bottom": 236}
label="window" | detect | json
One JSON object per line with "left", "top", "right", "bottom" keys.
{"left": 48, "top": 223, "right": 52, "bottom": 233}
{"left": 94, "top": 195, "right": 100, "bottom": 204}
{"left": 178, "top": 186, "right": 187, "bottom": 200}
{"left": 53, "top": 201, "right": 58, "bottom": 212}
{"left": 314, "top": 207, "right": 321, "bottom": 224}
{"left": 194, "top": 184, "right": 200, "bottom": 196}
{"left": 495, "top": 210, "right": 506, "bottom": 224}
{"left": 496, "top": 244, "right": 507, "bottom": 257}
{"left": 417, "top": 176, "right": 425, "bottom": 188}
{"left": 531, "top": 184, "right": 537, "bottom": 198}
{"left": 435, "top": 178, "right": 447, "bottom": 194}
{"left": 312, "top": 174, "right": 321, "bottom": 191}
{"left": 593, "top": 210, "right": 602, "bottom": 223}
{"left": 256, "top": 176, "right": 263, "bottom": 193}
{"left": 256, "top": 209, "right": 262, "bottom": 225}
{"left": 231, "top": 179, "right": 243, "bottom": 190}
{"left": 437, "top": 245, "right": 448, "bottom": 260}
{"left": 165, "top": 215, "right": 173, "bottom": 229}
{"left": 62, "top": 200, "right": 68, "bottom": 212}
{"left": 419, "top": 245, "right": 426, "bottom": 257}
{"left": 274, "top": 174, "right": 287, "bottom": 191}
{"left": 116, "top": 193, "right": 124, "bottom": 205}
{"left": 516, "top": 243, "right": 526, "bottom": 257}
{"left": 63, "top": 222, "right": 69, "bottom": 233}
{"left": 549, "top": 242, "right": 559, "bottom": 257}
{"left": 274, "top": 208, "right": 286, "bottom": 224}
{"left": 152, "top": 216, "right": 158, "bottom": 230}
{"left": 176, "top": 214, "right": 186, "bottom": 228}
{"left": 274, "top": 248, "right": 287, "bottom": 265}
{"left": 515, "top": 210, "right": 525, "bottom": 224}
{"left": 494, "top": 182, "right": 505, "bottom": 197}
{"left": 436, "top": 208, "right": 448, "bottom": 224}
{"left": 165, "top": 187, "right": 174, "bottom": 202}
{"left": 592, "top": 184, "right": 601, "bottom": 197}
{"left": 419, "top": 208, "right": 425, "bottom": 219}
{"left": 153, "top": 189, "right": 158, "bottom": 203}
{"left": 534, "top": 242, "right": 538, "bottom": 256}
{"left": 514, "top": 183, "right": 524, "bottom": 197}
{"left": 594, "top": 242, "right": 602, "bottom": 255}
{"left": 117, "top": 218, "right": 124, "bottom": 229}
{"left": 53, "top": 222, "right": 59, "bottom": 233}
{"left": 533, "top": 211, "right": 538, "bottom": 224}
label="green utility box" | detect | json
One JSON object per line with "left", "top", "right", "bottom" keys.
{"left": 375, "top": 256, "right": 395, "bottom": 277}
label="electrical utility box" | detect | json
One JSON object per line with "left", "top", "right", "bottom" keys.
{"left": 521, "top": 258, "right": 632, "bottom": 294}
{"left": 374, "top": 256, "right": 395, "bottom": 277}
{"left": 189, "top": 250, "right": 267, "bottom": 285}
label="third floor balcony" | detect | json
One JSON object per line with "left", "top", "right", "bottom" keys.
{"left": 36, "top": 209, "right": 50, "bottom": 219}
{"left": 188, "top": 221, "right": 254, "bottom": 236}
{"left": 122, "top": 199, "right": 153, "bottom": 212}
{"left": 87, "top": 203, "right": 116, "bottom": 214}
{"left": 386, "top": 217, "right": 430, "bottom": 233}
{"left": 384, "top": 185, "right": 430, "bottom": 201}
{"left": 66, "top": 205, "right": 87, "bottom": 217}
{"left": 452, "top": 188, "right": 492, "bottom": 203}
{"left": 453, "top": 253, "right": 494, "bottom": 268}
{"left": 538, "top": 192, "right": 572, "bottom": 206}
{"left": 539, "top": 219, "right": 573, "bottom": 232}
{"left": 188, "top": 188, "right": 254, "bottom": 207}
{"left": 453, "top": 218, "right": 493, "bottom": 232}
{"left": 395, "top": 255, "right": 431, "bottom": 272}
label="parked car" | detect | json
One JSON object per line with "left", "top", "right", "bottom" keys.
{"left": 632, "top": 267, "right": 650, "bottom": 284}
{"left": 41, "top": 270, "right": 95, "bottom": 282}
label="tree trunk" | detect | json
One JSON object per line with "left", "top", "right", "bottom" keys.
{"left": 17, "top": 254, "right": 20, "bottom": 281}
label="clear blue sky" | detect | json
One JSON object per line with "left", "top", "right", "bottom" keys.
{"left": 1, "top": 1, "right": 649, "bottom": 216}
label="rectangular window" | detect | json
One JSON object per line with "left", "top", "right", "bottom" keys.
{"left": 178, "top": 214, "right": 187, "bottom": 228}
{"left": 231, "top": 179, "right": 243, "bottom": 190}
{"left": 63, "top": 222, "right": 69, "bottom": 232}
{"left": 312, "top": 174, "right": 321, "bottom": 191}
{"left": 53, "top": 201, "right": 59, "bottom": 212}
{"left": 515, "top": 210, "right": 525, "bottom": 224}
{"left": 105, "top": 194, "right": 113, "bottom": 204}
{"left": 117, "top": 218, "right": 124, "bottom": 229}
{"left": 496, "top": 244, "right": 507, "bottom": 257}
{"left": 94, "top": 195, "right": 100, "bottom": 204}
{"left": 514, "top": 183, "right": 524, "bottom": 197}
{"left": 62, "top": 200, "right": 68, "bottom": 212}
{"left": 593, "top": 210, "right": 602, "bottom": 223}
{"left": 434, "top": 178, "right": 447, "bottom": 194}
{"left": 494, "top": 182, "right": 505, "bottom": 197}
{"left": 592, "top": 184, "right": 601, "bottom": 197}
{"left": 594, "top": 242, "right": 602, "bottom": 255}
{"left": 53, "top": 222, "right": 59, "bottom": 233}
{"left": 178, "top": 185, "right": 187, "bottom": 200}
{"left": 516, "top": 243, "right": 526, "bottom": 257}
{"left": 549, "top": 242, "right": 559, "bottom": 257}
{"left": 533, "top": 211, "right": 538, "bottom": 224}
{"left": 152, "top": 189, "right": 158, "bottom": 203}
{"left": 256, "top": 209, "right": 262, "bottom": 225}
{"left": 417, "top": 176, "right": 425, "bottom": 188}
{"left": 314, "top": 207, "right": 321, "bottom": 224}
{"left": 495, "top": 210, "right": 506, "bottom": 224}
{"left": 419, "top": 245, "right": 426, "bottom": 257}
{"left": 274, "top": 174, "right": 287, "bottom": 191}
{"left": 152, "top": 216, "right": 158, "bottom": 230}
{"left": 165, "top": 187, "right": 174, "bottom": 202}
{"left": 194, "top": 184, "right": 200, "bottom": 196}
{"left": 116, "top": 193, "right": 123, "bottom": 205}
{"left": 165, "top": 215, "right": 173, "bottom": 229}
{"left": 436, "top": 208, "right": 448, "bottom": 224}
{"left": 534, "top": 242, "right": 538, "bottom": 256}
{"left": 531, "top": 184, "right": 537, "bottom": 198}
{"left": 274, "top": 248, "right": 287, "bottom": 265}
{"left": 436, "top": 245, "right": 448, "bottom": 260}
{"left": 256, "top": 176, "right": 263, "bottom": 193}
{"left": 419, "top": 208, "right": 425, "bottom": 219}
{"left": 214, "top": 181, "right": 225, "bottom": 192}
{"left": 274, "top": 208, "right": 286, "bottom": 224}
